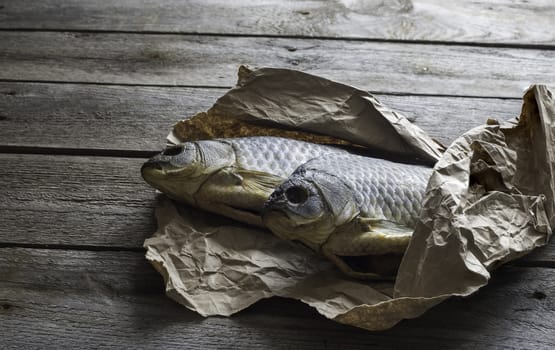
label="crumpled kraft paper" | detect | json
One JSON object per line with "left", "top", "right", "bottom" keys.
{"left": 144, "top": 67, "right": 554, "bottom": 331}
{"left": 168, "top": 66, "right": 444, "bottom": 165}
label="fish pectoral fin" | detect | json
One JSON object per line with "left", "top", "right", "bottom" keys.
{"left": 211, "top": 168, "right": 244, "bottom": 185}
{"left": 192, "top": 168, "right": 282, "bottom": 227}
{"left": 236, "top": 169, "right": 285, "bottom": 195}
{"left": 329, "top": 217, "right": 413, "bottom": 256}
{"left": 357, "top": 217, "right": 414, "bottom": 239}
{"left": 320, "top": 218, "right": 414, "bottom": 279}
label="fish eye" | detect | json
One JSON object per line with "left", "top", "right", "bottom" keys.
{"left": 162, "top": 145, "right": 183, "bottom": 156}
{"left": 285, "top": 186, "right": 309, "bottom": 204}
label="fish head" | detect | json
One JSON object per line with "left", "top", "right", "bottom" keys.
{"left": 141, "top": 140, "right": 235, "bottom": 204}
{"left": 262, "top": 169, "right": 360, "bottom": 251}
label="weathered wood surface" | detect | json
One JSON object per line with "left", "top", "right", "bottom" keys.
{"left": 2, "top": 0, "right": 555, "bottom": 46}
{"left": 1, "top": 32, "right": 554, "bottom": 98}
{"left": 1, "top": 248, "right": 553, "bottom": 349}
{"left": 0, "top": 82, "right": 220, "bottom": 152}
{"left": 0, "top": 82, "right": 523, "bottom": 151}
{"left": 2, "top": 1, "right": 555, "bottom": 348}
{"left": 1, "top": 153, "right": 553, "bottom": 265}
{"left": 0, "top": 154, "right": 156, "bottom": 248}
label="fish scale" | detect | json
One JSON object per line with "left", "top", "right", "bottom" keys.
{"left": 227, "top": 137, "right": 347, "bottom": 177}
{"left": 142, "top": 136, "right": 352, "bottom": 228}
{"left": 298, "top": 153, "right": 432, "bottom": 227}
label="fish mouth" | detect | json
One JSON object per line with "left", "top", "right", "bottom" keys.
{"left": 140, "top": 161, "right": 212, "bottom": 206}
{"left": 141, "top": 161, "right": 164, "bottom": 178}
{"left": 262, "top": 209, "right": 296, "bottom": 238}
{"left": 143, "top": 162, "right": 276, "bottom": 228}
{"left": 262, "top": 209, "right": 325, "bottom": 251}
{"left": 140, "top": 162, "right": 167, "bottom": 188}
{"left": 140, "top": 161, "right": 193, "bottom": 187}
{"left": 141, "top": 159, "right": 193, "bottom": 177}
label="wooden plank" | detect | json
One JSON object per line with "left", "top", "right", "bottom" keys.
{"left": 0, "top": 82, "right": 221, "bottom": 151}
{"left": 1, "top": 32, "right": 554, "bottom": 97}
{"left": 1, "top": 248, "right": 554, "bottom": 349}
{"left": 0, "top": 154, "right": 157, "bottom": 248}
{"left": 1, "top": 1, "right": 555, "bottom": 46}
{"left": 0, "top": 248, "right": 163, "bottom": 294}
{"left": 0, "top": 153, "right": 553, "bottom": 263}
{"left": 0, "top": 82, "right": 523, "bottom": 151}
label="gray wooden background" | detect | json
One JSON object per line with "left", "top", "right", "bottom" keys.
{"left": 1, "top": 1, "right": 554, "bottom": 349}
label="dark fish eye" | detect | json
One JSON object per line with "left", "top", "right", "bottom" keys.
{"left": 162, "top": 145, "right": 183, "bottom": 156}
{"left": 285, "top": 186, "right": 309, "bottom": 204}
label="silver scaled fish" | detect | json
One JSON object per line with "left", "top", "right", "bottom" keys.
{"left": 141, "top": 136, "right": 347, "bottom": 226}
{"left": 262, "top": 153, "right": 432, "bottom": 279}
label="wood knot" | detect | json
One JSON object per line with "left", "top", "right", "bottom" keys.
{"left": 532, "top": 291, "right": 547, "bottom": 300}
{"left": 0, "top": 303, "right": 12, "bottom": 310}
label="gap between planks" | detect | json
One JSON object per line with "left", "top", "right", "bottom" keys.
{"left": 1, "top": 247, "right": 554, "bottom": 349}
{"left": 0, "top": 243, "right": 552, "bottom": 269}
{"left": 2, "top": 31, "right": 554, "bottom": 98}
{"left": 2, "top": 28, "right": 555, "bottom": 51}
{"left": 0, "top": 145, "right": 157, "bottom": 159}
{"left": 0, "top": 152, "right": 553, "bottom": 264}
{"left": 2, "top": 0, "right": 555, "bottom": 47}
{"left": 0, "top": 242, "right": 145, "bottom": 252}
{"left": 0, "top": 81, "right": 525, "bottom": 154}
{"left": 0, "top": 78, "right": 523, "bottom": 100}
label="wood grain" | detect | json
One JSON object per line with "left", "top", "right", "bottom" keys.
{"left": 1, "top": 32, "right": 554, "bottom": 97}
{"left": 0, "top": 82, "right": 221, "bottom": 151}
{"left": 1, "top": 248, "right": 553, "bottom": 349}
{"left": 1, "top": 1, "right": 554, "bottom": 346}
{"left": 0, "top": 153, "right": 553, "bottom": 264}
{"left": 0, "top": 153, "right": 157, "bottom": 248}
{"left": 1, "top": 0, "right": 555, "bottom": 46}
{"left": 0, "top": 82, "right": 523, "bottom": 151}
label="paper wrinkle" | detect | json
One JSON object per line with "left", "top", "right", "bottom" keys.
{"left": 144, "top": 67, "right": 554, "bottom": 331}
{"left": 395, "top": 87, "right": 553, "bottom": 299}
{"left": 173, "top": 66, "right": 444, "bottom": 164}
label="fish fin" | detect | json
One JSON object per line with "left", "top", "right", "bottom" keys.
{"left": 321, "top": 247, "right": 397, "bottom": 280}
{"left": 320, "top": 217, "right": 413, "bottom": 280}
{"left": 236, "top": 169, "right": 285, "bottom": 195}
{"left": 210, "top": 168, "right": 244, "bottom": 185}
{"left": 193, "top": 167, "right": 282, "bottom": 226}
{"left": 358, "top": 217, "right": 414, "bottom": 238}
{"left": 328, "top": 217, "right": 413, "bottom": 255}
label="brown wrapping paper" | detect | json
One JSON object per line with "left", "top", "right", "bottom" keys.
{"left": 144, "top": 67, "right": 554, "bottom": 330}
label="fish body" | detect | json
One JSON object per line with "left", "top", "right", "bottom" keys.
{"left": 262, "top": 153, "right": 432, "bottom": 278}
{"left": 141, "top": 136, "right": 347, "bottom": 226}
